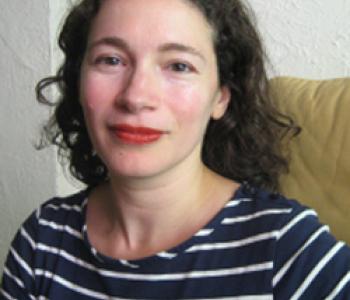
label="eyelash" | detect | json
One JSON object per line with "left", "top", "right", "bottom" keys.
{"left": 94, "top": 56, "right": 125, "bottom": 66}
{"left": 91, "top": 55, "right": 196, "bottom": 74}
{"left": 168, "top": 62, "right": 195, "bottom": 73}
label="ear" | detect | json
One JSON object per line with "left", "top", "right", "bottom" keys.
{"left": 211, "top": 85, "right": 231, "bottom": 120}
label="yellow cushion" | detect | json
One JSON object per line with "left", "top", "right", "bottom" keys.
{"left": 270, "top": 77, "right": 350, "bottom": 245}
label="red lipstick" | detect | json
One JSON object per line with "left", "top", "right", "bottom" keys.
{"left": 112, "top": 124, "right": 165, "bottom": 144}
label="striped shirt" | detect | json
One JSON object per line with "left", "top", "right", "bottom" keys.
{"left": 1, "top": 185, "right": 350, "bottom": 299}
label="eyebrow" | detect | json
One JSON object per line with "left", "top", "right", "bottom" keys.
{"left": 87, "top": 37, "right": 205, "bottom": 62}
{"left": 87, "top": 37, "right": 130, "bottom": 52}
{"left": 158, "top": 43, "right": 206, "bottom": 62}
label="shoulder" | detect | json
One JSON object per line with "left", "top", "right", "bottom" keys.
{"left": 32, "top": 189, "right": 89, "bottom": 240}
{"left": 237, "top": 185, "right": 350, "bottom": 298}
{"left": 37, "top": 189, "right": 88, "bottom": 221}
{"left": 238, "top": 184, "right": 350, "bottom": 298}
{"left": 40, "top": 189, "right": 88, "bottom": 211}
{"left": 1, "top": 189, "right": 90, "bottom": 298}
{"left": 9, "top": 189, "right": 90, "bottom": 262}
{"left": 232, "top": 184, "right": 349, "bottom": 261}
{"left": 233, "top": 184, "right": 318, "bottom": 236}
{"left": 11, "top": 189, "right": 90, "bottom": 251}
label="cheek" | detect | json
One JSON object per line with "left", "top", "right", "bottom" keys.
{"left": 80, "top": 65, "right": 123, "bottom": 113}
{"left": 167, "top": 85, "right": 213, "bottom": 123}
{"left": 80, "top": 76, "right": 107, "bottom": 112}
{"left": 79, "top": 76, "right": 112, "bottom": 138}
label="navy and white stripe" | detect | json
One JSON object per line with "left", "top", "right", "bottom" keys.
{"left": 1, "top": 185, "right": 350, "bottom": 299}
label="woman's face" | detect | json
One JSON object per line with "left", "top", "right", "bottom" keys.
{"left": 80, "top": 0, "right": 230, "bottom": 180}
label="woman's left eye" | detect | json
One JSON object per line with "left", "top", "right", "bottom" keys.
{"left": 169, "top": 62, "right": 193, "bottom": 73}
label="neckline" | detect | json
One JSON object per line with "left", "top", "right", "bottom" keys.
{"left": 80, "top": 183, "right": 247, "bottom": 267}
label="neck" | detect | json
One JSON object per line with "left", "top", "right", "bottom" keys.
{"left": 108, "top": 160, "right": 209, "bottom": 235}
{"left": 87, "top": 158, "right": 238, "bottom": 259}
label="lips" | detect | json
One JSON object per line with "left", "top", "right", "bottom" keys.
{"left": 111, "top": 124, "right": 165, "bottom": 144}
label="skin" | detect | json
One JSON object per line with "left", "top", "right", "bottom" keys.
{"left": 80, "top": 0, "right": 238, "bottom": 260}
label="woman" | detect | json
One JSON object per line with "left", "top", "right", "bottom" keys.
{"left": 2, "top": 0, "right": 350, "bottom": 299}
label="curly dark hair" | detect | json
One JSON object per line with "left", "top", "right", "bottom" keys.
{"left": 37, "top": 0, "right": 299, "bottom": 191}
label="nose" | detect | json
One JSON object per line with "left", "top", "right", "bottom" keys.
{"left": 117, "top": 64, "right": 159, "bottom": 113}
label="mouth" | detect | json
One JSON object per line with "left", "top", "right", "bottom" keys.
{"left": 111, "top": 124, "right": 166, "bottom": 145}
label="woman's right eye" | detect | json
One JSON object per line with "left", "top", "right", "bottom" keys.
{"left": 95, "top": 56, "right": 123, "bottom": 66}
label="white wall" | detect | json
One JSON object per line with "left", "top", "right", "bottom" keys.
{"left": 250, "top": 0, "right": 350, "bottom": 78}
{"left": 0, "top": 1, "right": 55, "bottom": 270}
{"left": 1, "top": 0, "right": 350, "bottom": 271}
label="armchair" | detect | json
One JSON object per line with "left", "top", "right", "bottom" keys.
{"left": 270, "top": 77, "right": 350, "bottom": 245}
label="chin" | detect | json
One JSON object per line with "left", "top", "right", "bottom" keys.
{"left": 106, "top": 159, "right": 167, "bottom": 180}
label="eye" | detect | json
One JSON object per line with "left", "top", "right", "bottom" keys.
{"left": 95, "top": 56, "right": 123, "bottom": 66}
{"left": 169, "top": 62, "right": 193, "bottom": 73}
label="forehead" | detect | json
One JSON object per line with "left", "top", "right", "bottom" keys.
{"left": 88, "top": 0, "right": 214, "bottom": 49}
